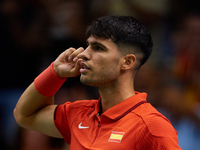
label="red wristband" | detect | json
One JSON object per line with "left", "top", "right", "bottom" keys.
{"left": 34, "top": 62, "right": 67, "bottom": 97}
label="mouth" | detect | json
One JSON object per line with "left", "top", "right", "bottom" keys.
{"left": 80, "top": 62, "right": 90, "bottom": 73}
{"left": 80, "top": 62, "right": 90, "bottom": 69}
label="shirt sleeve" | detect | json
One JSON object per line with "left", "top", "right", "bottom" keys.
{"left": 135, "top": 112, "right": 182, "bottom": 150}
{"left": 54, "top": 102, "right": 72, "bottom": 144}
{"left": 135, "top": 128, "right": 182, "bottom": 150}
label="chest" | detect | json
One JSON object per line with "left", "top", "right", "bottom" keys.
{"left": 69, "top": 113, "right": 145, "bottom": 150}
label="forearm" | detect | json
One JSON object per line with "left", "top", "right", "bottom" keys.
{"left": 13, "top": 48, "right": 83, "bottom": 136}
{"left": 14, "top": 61, "right": 67, "bottom": 133}
{"left": 13, "top": 82, "right": 54, "bottom": 128}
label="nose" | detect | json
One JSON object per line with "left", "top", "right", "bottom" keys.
{"left": 77, "top": 46, "right": 90, "bottom": 61}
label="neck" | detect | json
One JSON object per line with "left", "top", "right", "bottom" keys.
{"left": 99, "top": 78, "right": 135, "bottom": 113}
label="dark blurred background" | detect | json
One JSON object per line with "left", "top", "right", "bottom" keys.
{"left": 0, "top": 0, "right": 199, "bottom": 149}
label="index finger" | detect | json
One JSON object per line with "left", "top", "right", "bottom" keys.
{"left": 68, "top": 47, "right": 85, "bottom": 62}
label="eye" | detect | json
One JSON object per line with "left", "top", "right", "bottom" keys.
{"left": 95, "top": 45, "right": 103, "bottom": 50}
{"left": 92, "top": 45, "right": 104, "bottom": 51}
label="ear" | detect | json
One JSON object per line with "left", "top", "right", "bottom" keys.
{"left": 121, "top": 54, "right": 136, "bottom": 70}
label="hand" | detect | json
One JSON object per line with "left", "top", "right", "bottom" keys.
{"left": 53, "top": 47, "right": 84, "bottom": 78}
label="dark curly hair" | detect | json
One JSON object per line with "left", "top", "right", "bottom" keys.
{"left": 86, "top": 15, "right": 153, "bottom": 67}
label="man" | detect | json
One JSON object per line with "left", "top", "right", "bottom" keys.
{"left": 14, "top": 15, "right": 181, "bottom": 149}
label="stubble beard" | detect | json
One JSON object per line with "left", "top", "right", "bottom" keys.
{"left": 80, "top": 73, "right": 117, "bottom": 88}
{"left": 80, "top": 75, "right": 99, "bottom": 87}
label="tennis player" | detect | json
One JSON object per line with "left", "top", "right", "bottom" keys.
{"left": 14, "top": 15, "right": 181, "bottom": 149}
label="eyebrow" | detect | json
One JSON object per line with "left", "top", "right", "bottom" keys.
{"left": 86, "top": 40, "right": 107, "bottom": 50}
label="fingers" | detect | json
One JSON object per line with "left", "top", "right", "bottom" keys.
{"left": 53, "top": 47, "right": 84, "bottom": 78}
{"left": 72, "top": 59, "right": 82, "bottom": 74}
{"left": 67, "top": 47, "right": 84, "bottom": 62}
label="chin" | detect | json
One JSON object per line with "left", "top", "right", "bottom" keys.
{"left": 80, "top": 76, "right": 99, "bottom": 87}
{"left": 80, "top": 76, "right": 92, "bottom": 85}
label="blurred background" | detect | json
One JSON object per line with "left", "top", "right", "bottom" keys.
{"left": 0, "top": 0, "right": 200, "bottom": 149}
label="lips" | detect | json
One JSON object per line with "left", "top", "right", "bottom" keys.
{"left": 80, "top": 62, "right": 90, "bottom": 69}
{"left": 80, "top": 62, "right": 90, "bottom": 73}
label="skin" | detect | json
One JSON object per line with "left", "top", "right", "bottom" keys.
{"left": 14, "top": 35, "right": 137, "bottom": 138}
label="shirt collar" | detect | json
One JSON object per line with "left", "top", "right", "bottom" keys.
{"left": 88, "top": 92, "right": 147, "bottom": 120}
{"left": 88, "top": 97, "right": 101, "bottom": 117}
{"left": 102, "top": 92, "right": 147, "bottom": 120}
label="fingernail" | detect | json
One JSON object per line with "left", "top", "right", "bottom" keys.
{"left": 68, "top": 56, "right": 72, "bottom": 61}
{"left": 73, "top": 57, "right": 78, "bottom": 62}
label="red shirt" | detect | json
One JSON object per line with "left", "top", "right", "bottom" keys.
{"left": 54, "top": 92, "right": 181, "bottom": 150}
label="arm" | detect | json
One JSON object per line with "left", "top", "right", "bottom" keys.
{"left": 13, "top": 47, "right": 84, "bottom": 138}
{"left": 14, "top": 83, "right": 60, "bottom": 137}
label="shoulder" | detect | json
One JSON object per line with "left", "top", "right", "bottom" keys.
{"left": 56, "top": 99, "right": 98, "bottom": 115}
{"left": 133, "top": 103, "right": 177, "bottom": 137}
{"left": 55, "top": 99, "right": 98, "bottom": 122}
{"left": 64, "top": 99, "right": 98, "bottom": 109}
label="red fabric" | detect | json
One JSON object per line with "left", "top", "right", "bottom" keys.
{"left": 34, "top": 62, "right": 67, "bottom": 97}
{"left": 54, "top": 92, "right": 182, "bottom": 150}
